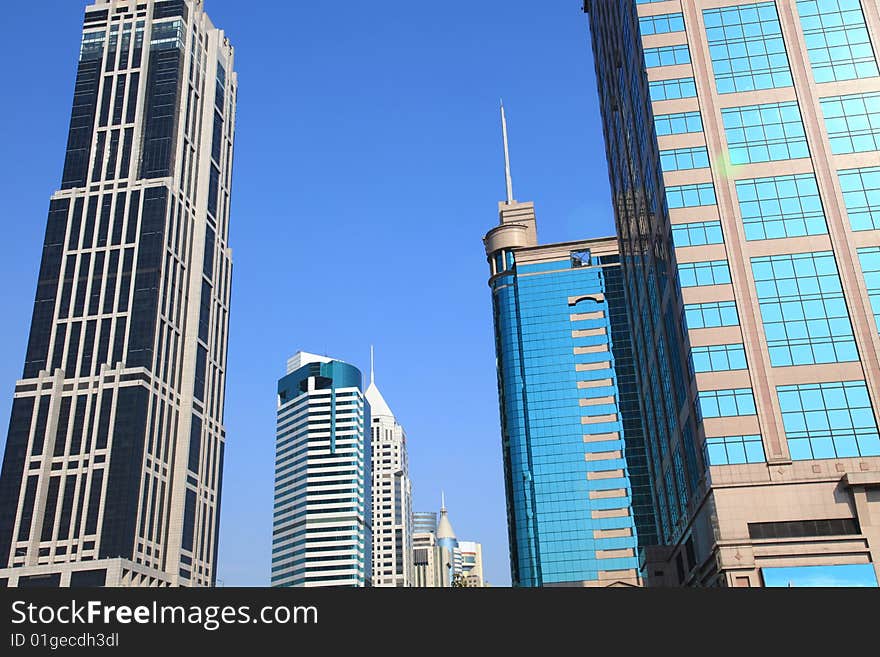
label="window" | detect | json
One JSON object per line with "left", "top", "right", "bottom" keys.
{"left": 749, "top": 518, "right": 860, "bottom": 539}
{"left": 649, "top": 77, "right": 697, "bottom": 101}
{"left": 654, "top": 111, "right": 703, "bottom": 136}
{"left": 672, "top": 220, "right": 723, "bottom": 247}
{"left": 660, "top": 146, "right": 710, "bottom": 171}
{"left": 839, "top": 166, "right": 880, "bottom": 231}
{"left": 678, "top": 260, "right": 731, "bottom": 287}
{"left": 778, "top": 380, "right": 880, "bottom": 459}
{"left": 857, "top": 247, "right": 880, "bottom": 333}
{"left": 722, "top": 101, "right": 810, "bottom": 164}
{"left": 752, "top": 252, "right": 857, "bottom": 366}
{"left": 820, "top": 92, "right": 880, "bottom": 154}
{"left": 640, "top": 13, "right": 685, "bottom": 35}
{"left": 691, "top": 344, "right": 747, "bottom": 372}
{"left": 644, "top": 44, "right": 691, "bottom": 68}
{"left": 684, "top": 301, "right": 739, "bottom": 329}
{"left": 699, "top": 388, "right": 757, "bottom": 418}
{"left": 796, "top": 0, "right": 879, "bottom": 83}
{"left": 704, "top": 2, "right": 792, "bottom": 94}
{"left": 735, "top": 174, "right": 828, "bottom": 240}
{"left": 666, "top": 183, "right": 716, "bottom": 209}
{"left": 705, "top": 435, "right": 766, "bottom": 465}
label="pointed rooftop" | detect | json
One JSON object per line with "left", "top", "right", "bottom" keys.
{"left": 364, "top": 345, "right": 395, "bottom": 419}
{"left": 437, "top": 491, "right": 457, "bottom": 542}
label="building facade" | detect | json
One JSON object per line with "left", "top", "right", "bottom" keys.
{"left": 412, "top": 531, "right": 444, "bottom": 588}
{"left": 0, "top": 0, "right": 236, "bottom": 588}
{"left": 365, "top": 354, "right": 413, "bottom": 587}
{"left": 457, "top": 540, "right": 486, "bottom": 587}
{"left": 484, "top": 107, "right": 655, "bottom": 587}
{"left": 272, "top": 353, "right": 372, "bottom": 588}
{"left": 584, "top": 0, "right": 880, "bottom": 587}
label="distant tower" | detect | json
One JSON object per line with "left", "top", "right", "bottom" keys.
{"left": 365, "top": 347, "right": 413, "bottom": 587}
{"left": 436, "top": 493, "right": 460, "bottom": 584}
{"left": 272, "top": 352, "right": 372, "bottom": 587}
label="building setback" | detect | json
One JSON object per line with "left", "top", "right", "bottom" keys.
{"left": 365, "top": 351, "right": 413, "bottom": 587}
{"left": 584, "top": 0, "right": 880, "bottom": 587}
{"left": 0, "top": 0, "right": 236, "bottom": 587}
{"left": 484, "top": 106, "right": 655, "bottom": 587}
{"left": 272, "top": 353, "right": 372, "bottom": 588}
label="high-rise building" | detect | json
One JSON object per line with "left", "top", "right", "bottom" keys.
{"left": 272, "top": 352, "right": 372, "bottom": 588}
{"left": 411, "top": 510, "right": 444, "bottom": 587}
{"left": 483, "top": 106, "right": 655, "bottom": 587}
{"left": 584, "top": 0, "right": 880, "bottom": 587}
{"left": 0, "top": 0, "right": 236, "bottom": 588}
{"left": 365, "top": 349, "right": 413, "bottom": 587}
{"left": 412, "top": 530, "right": 444, "bottom": 588}
{"left": 457, "top": 540, "right": 486, "bottom": 587}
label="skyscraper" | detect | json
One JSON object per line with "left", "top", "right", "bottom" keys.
{"left": 272, "top": 352, "right": 372, "bottom": 588}
{"left": 584, "top": 0, "right": 880, "bottom": 586}
{"left": 0, "top": 0, "right": 236, "bottom": 588}
{"left": 484, "top": 105, "right": 655, "bottom": 587}
{"left": 365, "top": 349, "right": 413, "bottom": 587}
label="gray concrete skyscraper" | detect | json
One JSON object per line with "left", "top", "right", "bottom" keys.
{"left": 0, "top": 0, "right": 236, "bottom": 587}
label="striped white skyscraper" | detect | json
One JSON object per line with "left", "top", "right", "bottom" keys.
{"left": 272, "top": 352, "right": 372, "bottom": 588}
{"left": 365, "top": 348, "right": 413, "bottom": 587}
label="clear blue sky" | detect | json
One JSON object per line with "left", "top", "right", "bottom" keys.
{"left": 0, "top": 1, "right": 614, "bottom": 587}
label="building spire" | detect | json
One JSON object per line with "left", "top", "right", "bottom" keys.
{"left": 370, "top": 345, "right": 375, "bottom": 385}
{"left": 501, "top": 99, "right": 514, "bottom": 205}
{"left": 441, "top": 490, "right": 446, "bottom": 512}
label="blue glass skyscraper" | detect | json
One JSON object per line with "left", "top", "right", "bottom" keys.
{"left": 484, "top": 107, "right": 655, "bottom": 586}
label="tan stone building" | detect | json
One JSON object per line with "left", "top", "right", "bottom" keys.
{"left": 585, "top": 0, "right": 880, "bottom": 586}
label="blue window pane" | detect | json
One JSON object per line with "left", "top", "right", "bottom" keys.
{"left": 858, "top": 247, "right": 880, "bottom": 334}
{"left": 671, "top": 220, "right": 723, "bottom": 247}
{"left": 752, "top": 252, "right": 857, "bottom": 366}
{"left": 820, "top": 92, "right": 880, "bottom": 154}
{"left": 796, "top": 0, "right": 879, "bottom": 83}
{"left": 684, "top": 301, "right": 740, "bottom": 329}
{"left": 678, "top": 260, "right": 732, "bottom": 287}
{"left": 654, "top": 111, "right": 704, "bottom": 136}
{"left": 649, "top": 77, "right": 697, "bottom": 101}
{"left": 778, "top": 381, "right": 880, "bottom": 460}
{"left": 698, "top": 388, "right": 757, "bottom": 418}
{"left": 704, "top": 2, "right": 793, "bottom": 94}
{"left": 839, "top": 166, "right": 880, "bottom": 230}
{"left": 722, "top": 101, "right": 810, "bottom": 164}
{"left": 660, "top": 146, "right": 710, "bottom": 172}
{"left": 666, "top": 183, "right": 716, "bottom": 208}
{"left": 735, "top": 173, "right": 828, "bottom": 240}
{"left": 644, "top": 44, "right": 692, "bottom": 68}
{"left": 691, "top": 344, "right": 748, "bottom": 372}
{"left": 640, "top": 12, "right": 685, "bottom": 35}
